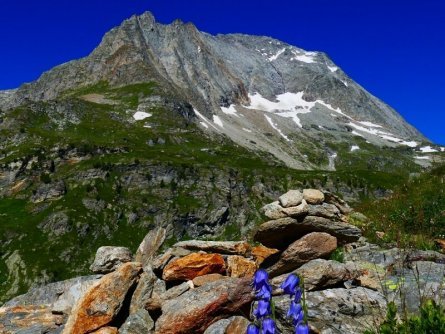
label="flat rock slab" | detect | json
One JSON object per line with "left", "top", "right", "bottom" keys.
{"left": 135, "top": 227, "right": 166, "bottom": 267}
{"left": 162, "top": 253, "right": 226, "bottom": 281}
{"left": 62, "top": 262, "right": 142, "bottom": 334}
{"left": 192, "top": 273, "right": 227, "bottom": 287}
{"left": 173, "top": 240, "right": 250, "bottom": 256}
{"left": 90, "top": 246, "right": 133, "bottom": 274}
{"left": 155, "top": 278, "right": 253, "bottom": 334}
{"left": 265, "top": 232, "right": 337, "bottom": 277}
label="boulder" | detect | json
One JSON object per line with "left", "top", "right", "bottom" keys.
{"left": 129, "top": 266, "right": 157, "bottom": 314}
{"left": 254, "top": 217, "right": 303, "bottom": 249}
{"left": 90, "top": 327, "right": 118, "bottom": 334}
{"left": 192, "top": 273, "right": 226, "bottom": 287}
{"left": 271, "top": 259, "right": 359, "bottom": 291}
{"left": 62, "top": 262, "right": 142, "bottom": 334}
{"left": 266, "top": 232, "right": 337, "bottom": 277}
{"left": 274, "top": 287, "right": 387, "bottom": 334}
{"left": 307, "top": 203, "right": 341, "bottom": 220}
{"left": 225, "top": 316, "right": 250, "bottom": 334}
{"left": 261, "top": 201, "right": 287, "bottom": 219}
{"left": 0, "top": 305, "right": 65, "bottom": 334}
{"left": 279, "top": 190, "right": 303, "bottom": 208}
{"left": 135, "top": 227, "right": 167, "bottom": 267}
{"left": 90, "top": 246, "right": 133, "bottom": 274}
{"left": 299, "top": 216, "right": 361, "bottom": 244}
{"left": 173, "top": 240, "right": 250, "bottom": 256}
{"left": 226, "top": 255, "right": 257, "bottom": 278}
{"left": 31, "top": 180, "right": 66, "bottom": 203}
{"left": 119, "top": 309, "right": 154, "bottom": 334}
{"left": 155, "top": 278, "right": 254, "bottom": 334}
{"left": 162, "top": 253, "right": 226, "bottom": 281}
{"left": 302, "top": 189, "right": 324, "bottom": 204}
{"left": 251, "top": 245, "right": 280, "bottom": 265}
{"left": 281, "top": 199, "right": 309, "bottom": 218}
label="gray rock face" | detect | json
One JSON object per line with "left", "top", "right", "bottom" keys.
{"left": 1, "top": 11, "right": 427, "bottom": 170}
{"left": 31, "top": 180, "right": 66, "bottom": 203}
{"left": 274, "top": 287, "right": 387, "bottom": 334}
{"left": 119, "top": 309, "right": 154, "bottom": 334}
{"left": 90, "top": 246, "right": 134, "bottom": 274}
{"left": 38, "top": 211, "right": 72, "bottom": 236}
{"left": 135, "top": 227, "right": 166, "bottom": 267}
{"left": 4, "top": 275, "right": 101, "bottom": 314}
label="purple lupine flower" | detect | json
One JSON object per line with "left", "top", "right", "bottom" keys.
{"left": 281, "top": 274, "right": 300, "bottom": 296}
{"left": 256, "top": 282, "right": 272, "bottom": 300}
{"left": 261, "top": 318, "right": 276, "bottom": 334}
{"left": 252, "top": 269, "right": 269, "bottom": 291}
{"left": 253, "top": 299, "right": 272, "bottom": 318}
{"left": 246, "top": 324, "right": 260, "bottom": 334}
{"left": 295, "top": 322, "right": 309, "bottom": 334}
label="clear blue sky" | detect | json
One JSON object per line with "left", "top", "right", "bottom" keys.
{"left": 1, "top": 0, "right": 444, "bottom": 144}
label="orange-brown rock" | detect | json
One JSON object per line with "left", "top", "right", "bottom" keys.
{"left": 162, "top": 253, "right": 226, "bottom": 281}
{"left": 192, "top": 273, "right": 226, "bottom": 287}
{"left": 62, "top": 262, "right": 142, "bottom": 334}
{"left": 155, "top": 278, "right": 254, "bottom": 334}
{"left": 227, "top": 255, "right": 257, "bottom": 278}
{"left": 226, "top": 316, "right": 250, "bottom": 334}
{"left": 0, "top": 305, "right": 65, "bottom": 334}
{"left": 251, "top": 245, "right": 279, "bottom": 265}
{"left": 435, "top": 239, "right": 445, "bottom": 252}
{"left": 90, "top": 326, "right": 118, "bottom": 334}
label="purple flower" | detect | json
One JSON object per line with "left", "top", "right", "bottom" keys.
{"left": 294, "top": 287, "right": 302, "bottom": 303}
{"left": 253, "top": 269, "right": 269, "bottom": 291}
{"left": 281, "top": 274, "right": 300, "bottom": 296}
{"left": 295, "top": 322, "right": 309, "bottom": 334}
{"left": 246, "top": 324, "right": 260, "bottom": 334}
{"left": 287, "top": 300, "right": 302, "bottom": 319}
{"left": 261, "top": 318, "right": 276, "bottom": 334}
{"left": 253, "top": 299, "right": 271, "bottom": 318}
{"left": 256, "top": 283, "right": 272, "bottom": 300}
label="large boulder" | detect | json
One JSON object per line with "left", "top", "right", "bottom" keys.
{"left": 299, "top": 216, "right": 361, "bottom": 244}
{"left": 307, "top": 203, "right": 341, "bottom": 220}
{"left": 265, "top": 232, "right": 337, "bottom": 277}
{"left": 162, "top": 253, "right": 226, "bottom": 281}
{"left": 274, "top": 287, "right": 387, "bottom": 334}
{"left": 226, "top": 255, "right": 257, "bottom": 278}
{"left": 254, "top": 217, "right": 303, "bottom": 249}
{"left": 155, "top": 278, "right": 254, "bottom": 334}
{"left": 90, "top": 246, "right": 133, "bottom": 274}
{"left": 173, "top": 240, "right": 250, "bottom": 256}
{"left": 129, "top": 266, "right": 157, "bottom": 314}
{"left": 279, "top": 190, "right": 303, "bottom": 208}
{"left": 62, "top": 262, "right": 142, "bottom": 334}
{"left": 135, "top": 227, "right": 167, "bottom": 267}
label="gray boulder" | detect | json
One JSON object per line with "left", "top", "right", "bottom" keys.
{"left": 90, "top": 246, "right": 133, "bottom": 274}
{"left": 135, "top": 227, "right": 166, "bottom": 267}
{"left": 279, "top": 190, "right": 303, "bottom": 208}
{"left": 119, "top": 309, "right": 154, "bottom": 334}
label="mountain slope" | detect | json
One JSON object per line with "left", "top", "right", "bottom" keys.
{"left": 1, "top": 12, "right": 434, "bottom": 169}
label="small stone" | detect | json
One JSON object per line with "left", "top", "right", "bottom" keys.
{"left": 227, "top": 255, "right": 257, "bottom": 278}
{"left": 226, "top": 316, "right": 250, "bottom": 334}
{"left": 261, "top": 201, "right": 287, "bottom": 219}
{"left": 90, "top": 246, "right": 133, "bottom": 274}
{"left": 162, "top": 253, "right": 226, "bottom": 281}
{"left": 251, "top": 245, "right": 280, "bottom": 265}
{"left": 193, "top": 273, "right": 226, "bottom": 287}
{"left": 307, "top": 203, "right": 341, "bottom": 220}
{"left": 279, "top": 190, "right": 303, "bottom": 208}
{"left": 266, "top": 232, "right": 337, "bottom": 277}
{"left": 303, "top": 189, "right": 325, "bottom": 204}
{"left": 281, "top": 199, "right": 309, "bottom": 218}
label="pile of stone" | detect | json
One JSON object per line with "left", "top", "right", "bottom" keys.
{"left": 3, "top": 189, "right": 445, "bottom": 333}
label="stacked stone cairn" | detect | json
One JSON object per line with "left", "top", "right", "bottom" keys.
{"left": 3, "top": 189, "right": 415, "bottom": 334}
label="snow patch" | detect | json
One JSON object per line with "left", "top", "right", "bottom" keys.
{"left": 268, "top": 48, "right": 286, "bottom": 61}
{"left": 341, "top": 80, "right": 349, "bottom": 87}
{"left": 194, "top": 109, "right": 219, "bottom": 131}
{"left": 221, "top": 105, "right": 238, "bottom": 116}
{"left": 419, "top": 146, "right": 438, "bottom": 153}
{"left": 133, "top": 111, "right": 152, "bottom": 120}
{"left": 242, "top": 128, "right": 252, "bottom": 133}
{"left": 350, "top": 145, "right": 360, "bottom": 152}
{"left": 359, "top": 121, "right": 382, "bottom": 128}
{"left": 143, "top": 124, "right": 151, "bottom": 128}
{"left": 351, "top": 130, "right": 364, "bottom": 138}
{"left": 415, "top": 156, "right": 431, "bottom": 160}
{"left": 441, "top": 147, "right": 445, "bottom": 152}
{"left": 265, "top": 115, "right": 291, "bottom": 141}
{"left": 197, "top": 46, "right": 201, "bottom": 53}
{"left": 213, "top": 115, "right": 224, "bottom": 127}
{"left": 328, "top": 152, "right": 337, "bottom": 170}
{"left": 291, "top": 50, "right": 316, "bottom": 63}
{"left": 400, "top": 141, "right": 418, "bottom": 148}
{"left": 200, "top": 122, "right": 209, "bottom": 129}
{"left": 328, "top": 66, "right": 338, "bottom": 72}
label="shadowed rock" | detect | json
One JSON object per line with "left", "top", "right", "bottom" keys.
{"left": 162, "top": 253, "right": 226, "bottom": 281}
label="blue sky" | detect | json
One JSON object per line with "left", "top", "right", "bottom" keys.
{"left": 1, "top": 0, "right": 444, "bottom": 143}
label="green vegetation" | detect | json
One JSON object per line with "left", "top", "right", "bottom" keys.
{"left": 365, "top": 300, "right": 445, "bottom": 334}
{"left": 358, "top": 164, "right": 445, "bottom": 249}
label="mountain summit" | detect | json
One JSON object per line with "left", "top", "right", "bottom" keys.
{"left": 0, "top": 12, "right": 436, "bottom": 169}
